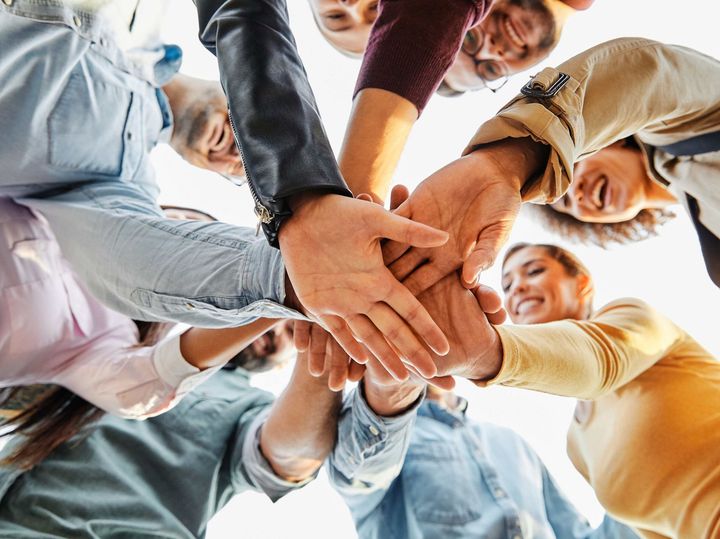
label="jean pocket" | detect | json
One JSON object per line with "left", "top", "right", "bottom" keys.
{"left": 404, "top": 443, "right": 484, "bottom": 526}
{"left": 47, "top": 63, "right": 142, "bottom": 179}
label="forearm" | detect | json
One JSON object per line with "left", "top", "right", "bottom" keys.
{"left": 481, "top": 299, "right": 682, "bottom": 399}
{"left": 339, "top": 88, "right": 417, "bottom": 203}
{"left": 355, "top": 0, "right": 486, "bottom": 113}
{"left": 465, "top": 38, "right": 720, "bottom": 203}
{"left": 259, "top": 354, "right": 342, "bottom": 481}
{"left": 194, "top": 0, "right": 351, "bottom": 245}
{"left": 179, "top": 318, "right": 280, "bottom": 370}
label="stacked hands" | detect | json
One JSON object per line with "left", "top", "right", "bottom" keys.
{"left": 279, "top": 140, "right": 537, "bottom": 391}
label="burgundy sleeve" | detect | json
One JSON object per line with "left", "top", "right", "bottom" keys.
{"left": 354, "top": 0, "right": 490, "bottom": 114}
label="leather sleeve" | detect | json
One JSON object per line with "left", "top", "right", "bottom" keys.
{"left": 194, "top": 0, "right": 352, "bottom": 246}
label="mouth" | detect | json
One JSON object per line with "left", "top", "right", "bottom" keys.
{"left": 515, "top": 297, "right": 543, "bottom": 316}
{"left": 503, "top": 14, "right": 526, "bottom": 50}
{"left": 590, "top": 176, "right": 609, "bottom": 210}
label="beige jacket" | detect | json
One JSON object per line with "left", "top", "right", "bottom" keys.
{"left": 464, "top": 38, "right": 720, "bottom": 282}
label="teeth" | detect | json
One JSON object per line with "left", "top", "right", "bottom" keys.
{"left": 504, "top": 17, "right": 524, "bottom": 48}
{"left": 516, "top": 298, "right": 541, "bottom": 315}
{"left": 591, "top": 178, "right": 605, "bottom": 209}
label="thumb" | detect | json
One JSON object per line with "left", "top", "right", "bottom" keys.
{"left": 372, "top": 207, "right": 449, "bottom": 248}
{"left": 461, "top": 220, "right": 514, "bottom": 284}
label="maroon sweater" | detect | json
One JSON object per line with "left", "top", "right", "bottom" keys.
{"left": 355, "top": 0, "right": 594, "bottom": 114}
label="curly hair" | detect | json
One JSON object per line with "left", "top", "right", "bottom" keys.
{"left": 524, "top": 203, "right": 676, "bottom": 248}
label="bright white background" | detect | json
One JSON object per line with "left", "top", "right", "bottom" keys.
{"left": 153, "top": 2, "right": 720, "bottom": 537}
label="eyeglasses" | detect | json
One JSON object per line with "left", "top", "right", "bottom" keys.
{"left": 219, "top": 172, "right": 248, "bottom": 187}
{"left": 461, "top": 29, "right": 509, "bottom": 93}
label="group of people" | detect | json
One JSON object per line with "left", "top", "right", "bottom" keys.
{"left": 0, "top": 0, "right": 718, "bottom": 537}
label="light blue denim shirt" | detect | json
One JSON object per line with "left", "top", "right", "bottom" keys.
{"left": 0, "top": 0, "right": 299, "bottom": 327}
{"left": 329, "top": 387, "right": 640, "bottom": 539}
{"left": 0, "top": 369, "right": 313, "bottom": 538}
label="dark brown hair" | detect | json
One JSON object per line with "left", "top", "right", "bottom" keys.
{"left": 526, "top": 204, "right": 676, "bottom": 247}
{"left": 0, "top": 320, "right": 171, "bottom": 470}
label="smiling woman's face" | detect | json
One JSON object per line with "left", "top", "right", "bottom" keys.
{"left": 308, "top": 0, "right": 379, "bottom": 55}
{"left": 501, "top": 246, "right": 589, "bottom": 324}
{"left": 551, "top": 143, "right": 651, "bottom": 224}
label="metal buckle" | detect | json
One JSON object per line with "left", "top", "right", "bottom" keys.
{"left": 520, "top": 72, "right": 570, "bottom": 99}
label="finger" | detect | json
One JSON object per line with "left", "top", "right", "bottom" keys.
{"left": 426, "top": 375, "right": 456, "bottom": 391}
{"left": 356, "top": 193, "right": 374, "bottom": 202}
{"left": 382, "top": 240, "right": 412, "bottom": 267}
{"left": 390, "top": 185, "right": 410, "bottom": 211}
{"left": 322, "top": 315, "right": 370, "bottom": 364}
{"left": 307, "top": 323, "right": 329, "bottom": 377}
{"left": 402, "top": 260, "right": 455, "bottom": 297}
{"left": 347, "top": 360, "right": 366, "bottom": 383}
{"left": 366, "top": 303, "right": 436, "bottom": 379}
{"left": 461, "top": 222, "right": 515, "bottom": 285}
{"left": 383, "top": 277, "right": 449, "bottom": 357}
{"left": 346, "top": 315, "right": 409, "bottom": 382}
{"left": 473, "top": 284, "right": 503, "bottom": 314}
{"left": 293, "top": 320, "right": 311, "bottom": 352}
{"left": 372, "top": 208, "right": 448, "bottom": 248}
{"left": 387, "top": 249, "right": 427, "bottom": 282}
{"left": 487, "top": 309, "right": 507, "bottom": 325}
{"left": 327, "top": 339, "right": 350, "bottom": 392}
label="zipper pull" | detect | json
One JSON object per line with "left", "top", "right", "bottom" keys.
{"left": 254, "top": 204, "right": 273, "bottom": 236}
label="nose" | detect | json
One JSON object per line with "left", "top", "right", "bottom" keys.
{"left": 478, "top": 31, "right": 505, "bottom": 60}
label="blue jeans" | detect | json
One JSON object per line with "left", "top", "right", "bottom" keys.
{"left": 0, "top": 1, "right": 295, "bottom": 326}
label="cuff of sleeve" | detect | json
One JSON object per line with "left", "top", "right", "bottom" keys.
{"left": 152, "top": 335, "right": 221, "bottom": 394}
{"left": 354, "top": 0, "right": 479, "bottom": 114}
{"left": 471, "top": 326, "right": 519, "bottom": 388}
{"left": 241, "top": 238, "right": 309, "bottom": 321}
{"left": 462, "top": 68, "right": 581, "bottom": 203}
{"left": 241, "top": 409, "right": 317, "bottom": 502}
{"left": 350, "top": 382, "right": 425, "bottom": 447}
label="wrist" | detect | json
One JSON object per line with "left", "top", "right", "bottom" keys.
{"left": 283, "top": 273, "right": 305, "bottom": 314}
{"left": 465, "top": 328, "right": 504, "bottom": 382}
{"left": 470, "top": 137, "right": 548, "bottom": 192}
{"left": 362, "top": 379, "right": 425, "bottom": 417}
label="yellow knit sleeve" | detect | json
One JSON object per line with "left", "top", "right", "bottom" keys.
{"left": 479, "top": 298, "right": 686, "bottom": 399}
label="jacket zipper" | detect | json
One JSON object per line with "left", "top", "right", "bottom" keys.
{"left": 228, "top": 110, "right": 274, "bottom": 235}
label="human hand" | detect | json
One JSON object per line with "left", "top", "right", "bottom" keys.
{"left": 280, "top": 195, "right": 450, "bottom": 383}
{"left": 295, "top": 320, "right": 366, "bottom": 391}
{"left": 417, "top": 273, "right": 507, "bottom": 381}
{"left": 384, "top": 139, "right": 546, "bottom": 295}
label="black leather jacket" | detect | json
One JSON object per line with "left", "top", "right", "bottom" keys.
{"left": 194, "top": 0, "right": 352, "bottom": 246}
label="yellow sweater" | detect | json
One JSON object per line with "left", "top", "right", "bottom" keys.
{"left": 492, "top": 298, "right": 720, "bottom": 538}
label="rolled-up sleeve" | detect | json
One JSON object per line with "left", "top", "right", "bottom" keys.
{"left": 328, "top": 383, "right": 424, "bottom": 517}
{"left": 236, "top": 408, "right": 316, "bottom": 502}
{"left": 463, "top": 38, "right": 720, "bottom": 203}
{"left": 55, "top": 332, "right": 221, "bottom": 419}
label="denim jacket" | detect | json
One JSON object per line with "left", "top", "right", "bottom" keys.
{"left": 329, "top": 387, "right": 640, "bottom": 539}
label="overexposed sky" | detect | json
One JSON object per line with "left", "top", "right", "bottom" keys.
{"left": 154, "top": 2, "right": 720, "bottom": 537}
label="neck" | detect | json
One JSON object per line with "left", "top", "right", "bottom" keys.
{"left": 644, "top": 176, "right": 678, "bottom": 208}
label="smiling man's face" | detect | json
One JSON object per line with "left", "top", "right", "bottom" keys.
{"left": 443, "top": 0, "right": 557, "bottom": 92}
{"left": 164, "top": 74, "right": 245, "bottom": 178}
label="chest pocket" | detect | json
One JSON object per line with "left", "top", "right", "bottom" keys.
{"left": 47, "top": 63, "right": 142, "bottom": 180}
{"left": 403, "top": 441, "right": 484, "bottom": 526}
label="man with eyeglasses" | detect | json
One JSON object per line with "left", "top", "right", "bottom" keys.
{"left": 442, "top": 0, "right": 581, "bottom": 95}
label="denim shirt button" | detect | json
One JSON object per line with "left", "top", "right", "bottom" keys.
{"left": 72, "top": 15, "right": 82, "bottom": 27}
{"left": 2, "top": 0, "right": 13, "bottom": 6}
{"left": 368, "top": 425, "right": 380, "bottom": 436}
{"left": 493, "top": 487, "right": 505, "bottom": 498}
{"left": 185, "top": 303, "right": 195, "bottom": 310}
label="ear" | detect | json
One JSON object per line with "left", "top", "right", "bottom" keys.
{"left": 576, "top": 273, "right": 594, "bottom": 300}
